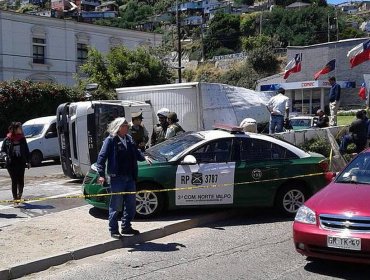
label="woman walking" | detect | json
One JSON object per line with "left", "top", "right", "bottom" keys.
{"left": 1, "top": 122, "right": 30, "bottom": 206}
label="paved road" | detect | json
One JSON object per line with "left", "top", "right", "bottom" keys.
{"left": 0, "top": 162, "right": 85, "bottom": 228}
{"left": 20, "top": 210, "right": 370, "bottom": 280}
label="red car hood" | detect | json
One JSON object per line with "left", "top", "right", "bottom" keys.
{"left": 305, "top": 182, "right": 370, "bottom": 216}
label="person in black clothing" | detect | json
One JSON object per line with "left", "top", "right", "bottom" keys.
{"left": 315, "top": 109, "right": 329, "bottom": 128}
{"left": 1, "top": 122, "right": 30, "bottom": 206}
{"left": 339, "top": 110, "right": 368, "bottom": 154}
{"left": 328, "top": 76, "right": 341, "bottom": 126}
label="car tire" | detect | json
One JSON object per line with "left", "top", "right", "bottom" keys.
{"left": 275, "top": 184, "right": 309, "bottom": 216}
{"left": 135, "top": 183, "right": 165, "bottom": 219}
{"left": 30, "top": 150, "right": 43, "bottom": 167}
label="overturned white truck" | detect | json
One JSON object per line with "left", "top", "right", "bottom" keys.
{"left": 116, "top": 82, "right": 273, "bottom": 132}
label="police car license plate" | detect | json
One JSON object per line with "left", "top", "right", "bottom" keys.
{"left": 327, "top": 236, "right": 361, "bottom": 251}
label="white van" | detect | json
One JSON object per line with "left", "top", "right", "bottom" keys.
{"left": 22, "top": 116, "right": 60, "bottom": 166}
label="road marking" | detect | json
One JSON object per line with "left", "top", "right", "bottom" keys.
{"left": 0, "top": 191, "right": 82, "bottom": 210}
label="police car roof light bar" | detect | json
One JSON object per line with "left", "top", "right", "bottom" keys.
{"left": 213, "top": 123, "right": 244, "bottom": 133}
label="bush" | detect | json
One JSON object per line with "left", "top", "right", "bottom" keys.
{"left": 298, "top": 137, "right": 331, "bottom": 157}
{"left": 0, "top": 80, "right": 83, "bottom": 136}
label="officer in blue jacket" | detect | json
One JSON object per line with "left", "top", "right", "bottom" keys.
{"left": 96, "top": 117, "right": 152, "bottom": 239}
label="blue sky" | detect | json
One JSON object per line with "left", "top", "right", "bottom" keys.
{"left": 327, "top": 0, "right": 360, "bottom": 4}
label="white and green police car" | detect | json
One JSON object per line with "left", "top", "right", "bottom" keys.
{"left": 83, "top": 126, "right": 330, "bottom": 218}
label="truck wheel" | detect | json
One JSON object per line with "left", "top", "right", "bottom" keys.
{"left": 275, "top": 184, "right": 308, "bottom": 217}
{"left": 30, "top": 151, "right": 43, "bottom": 167}
{"left": 135, "top": 183, "right": 165, "bottom": 219}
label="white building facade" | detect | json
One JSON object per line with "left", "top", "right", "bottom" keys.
{"left": 0, "top": 11, "right": 162, "bottom": 86}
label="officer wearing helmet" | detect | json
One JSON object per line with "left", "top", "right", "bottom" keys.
{"left": 151, "top": 108, "right": 170, "bottom": 146}
{"left": 165, "top": 112, "right": 184, "bottom": 140}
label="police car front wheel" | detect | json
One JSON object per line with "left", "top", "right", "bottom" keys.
{"left": 275, "top": 184, "right": 309, "bottom": 216}
{"left": 135, "top": 183, "right": 165, "bottom": 219}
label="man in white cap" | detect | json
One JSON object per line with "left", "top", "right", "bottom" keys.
{"left": 151, "top": 108, "right": 170, "bottom": 146}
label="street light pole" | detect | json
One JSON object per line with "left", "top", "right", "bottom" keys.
{"left": 176, "top": 0, "right": 182, "bottom": 83}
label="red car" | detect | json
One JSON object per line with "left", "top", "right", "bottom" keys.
{"left": 293, "top": 150, "right": 370, "bottom": 264}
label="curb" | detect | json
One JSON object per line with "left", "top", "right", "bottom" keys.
{"left": 0, "top": 209, "right": 238, "bottom": 279}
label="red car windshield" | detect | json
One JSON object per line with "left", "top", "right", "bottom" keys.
{"left": 336, "top": 153, "right": 370, "bottom": 185}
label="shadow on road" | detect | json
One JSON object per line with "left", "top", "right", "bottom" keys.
{"left": 128, "top": 241, "right": 186, "bottom": 252}
{"left": 19, "top": 203, "right": 55, "bottom": 210}
{"left": 0, "top": 213, "right": 25, "bottom": 219}
{"left": 304, "top": 259, "right": 370, "bottom": 279}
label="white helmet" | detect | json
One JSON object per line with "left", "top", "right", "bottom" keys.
{"left": 157, "top": 108, "right": 170, "bottom": 117}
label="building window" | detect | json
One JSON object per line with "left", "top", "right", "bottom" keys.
{"left": 33, "top": 38, "right": 45, "bottom": 64}
{"left": 77, "top": 43, "right": 88, "bottom": 64}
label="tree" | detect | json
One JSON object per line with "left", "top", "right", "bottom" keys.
{"left": 203, "top": 13, "right": 241, "bottom": 59}
{"left": 77, "top": 46, "right": 173, "bottom": 92}
{"left": 247, "top": 46, "right": 279, "bottom": 74}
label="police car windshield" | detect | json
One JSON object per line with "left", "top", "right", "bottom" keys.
{"left": 146, "top": 132, "right": 203, "bottom": 161}
{"left": 23, "top": 125, "right": 44, "bottom": 138}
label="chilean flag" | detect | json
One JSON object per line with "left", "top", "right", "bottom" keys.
{"left": 314, "top": 59, "right": 335, "bottom": 80}
{"left": 347, "top": 39, "right": 370, "bottom": 68}
{"left": 359, "top": 82, "right": 367, "bottom": 100}
{"left": 283, "top": 53, "right": 302, "bottom": 79}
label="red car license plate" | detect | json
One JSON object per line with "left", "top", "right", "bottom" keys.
{"left": 327, "top": 236, "right": 361, "bottom": 251}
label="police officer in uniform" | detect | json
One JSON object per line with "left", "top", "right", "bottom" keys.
{"left": 151, "top": 108, "right": 170, "bottom": 146}
{"left": 129, "top": 112, "right": 149, "bottom": 151}
{"left": 165, "top": 112, "right": 184, "bottom": 139}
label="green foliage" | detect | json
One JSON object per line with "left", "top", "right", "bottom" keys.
{"left": 299, "top": 137, "right": 331, "bottom": 157}
{"left": 203, "top": 13, "right": 241, "bottom": 59}
{"left": 339, "top": 26, "right": 366, "bottom": 40}
{"left": 247, "top": 46, "right": 279, "bottom": 74}
{"left": 261, "top": 6, "right": 342, "bottom": 47}
{"left": 219, "top": 61, "right": 260, "bottom": 89}
{"left": 234, "top": 0, "right": 254, "bottom": 6}
{"left": 95, "top": 0, "right": 154, "bottom": 29}
{"left": 77, "top": 46, "right": 173, "bottom": 92}
{"left": 241, "top": 34, "right": 279, "bottom": 51}
{"left": 16, "top": 4, "right": 38, "bottom": 13}
{"left": 240, "top": 12, "right": 259, "bottom": 37}
{"left": 0, "top": 80, "right": 82, "bottom": 136}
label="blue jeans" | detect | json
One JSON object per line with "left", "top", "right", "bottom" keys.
{"left": 108, "top": 175, "right": 136, "bottom": 233}
{"left": 269, "top": 115, "right": 284, "bottom": 134}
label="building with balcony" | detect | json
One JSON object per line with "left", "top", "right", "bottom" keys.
{"left": 0, "top": 10, "right": 162, "bottom": 86}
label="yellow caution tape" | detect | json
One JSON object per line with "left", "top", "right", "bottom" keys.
{"left": 0, "top": 172, "right": 327, "bottom": 204}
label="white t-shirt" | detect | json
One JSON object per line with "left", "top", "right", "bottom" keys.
{"left": 267, "top": 94, "right": 290, "bottom": 116}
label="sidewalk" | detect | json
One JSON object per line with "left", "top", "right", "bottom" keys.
{"left": 0, "top": 204, "right": 237, "bottom": 279}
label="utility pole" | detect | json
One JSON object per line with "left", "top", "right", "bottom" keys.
{"left": 327, "top": 13, "right": 330, "bottom": 42}
{"left": 176, "top": 0, "right": 182, "bottom": 83}
{"left": 335, "top": 9, "right": 339, "bottom": 41}
{"left": 200, "top": 9, "right": 205, "bottom": 62}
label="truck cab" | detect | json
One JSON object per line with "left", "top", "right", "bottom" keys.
{"left": 57, "top": 100, "right": 154, "bottom": 178}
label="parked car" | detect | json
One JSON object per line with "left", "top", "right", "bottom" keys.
{"left": 83, "top": 126, "right": 330, "bottom": 218}
{"left": 293, "top": 149, "right": 370, "bottom": 264}
{"left": 0, "top": 116, "right": 60, "bottom": 167}
{"left": 289, "top": 116, "right": 318, "bottom": 131}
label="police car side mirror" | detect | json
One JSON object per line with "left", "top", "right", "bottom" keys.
{"left": 181, "top": 155, "right": 197, "bottom": 165}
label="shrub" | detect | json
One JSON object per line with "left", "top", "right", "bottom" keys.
{"left": 298, "top": 137, "right": 331, "bottom": 157}
{"left": 0, "top": 80, "right": 83, "bottom": 136}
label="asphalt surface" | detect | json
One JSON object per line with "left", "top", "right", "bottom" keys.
{"left": 20, "top": 210, "right": 370, "bottom": 280}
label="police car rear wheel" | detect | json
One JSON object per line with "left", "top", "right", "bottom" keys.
{"left": 135, "top": 184, "right": 164, "bottom": 219}
{"left": 275, "top": 184, "right": 308, "bottom": 216}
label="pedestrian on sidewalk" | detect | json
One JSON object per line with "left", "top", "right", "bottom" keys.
{"left": 96, "top": 117, "right": 152, "bottom": 239}
{"left": 267, "top": 87, "right": 290, "bottom": 134}
{"left": 328, "top": 76, "right": 341, "bottom": 126}
{"left": 1, "top": 122, "right": 30, "bottom": 206}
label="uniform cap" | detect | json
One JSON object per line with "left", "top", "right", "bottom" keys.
{"left": 167, "top": 112, "right": 179, "bottom": 122}
{"left": 157, "top": 108, "right": 170, "bottom": 117}
{"left": 131, "top": 111, "right": 143, "bottom": 119}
